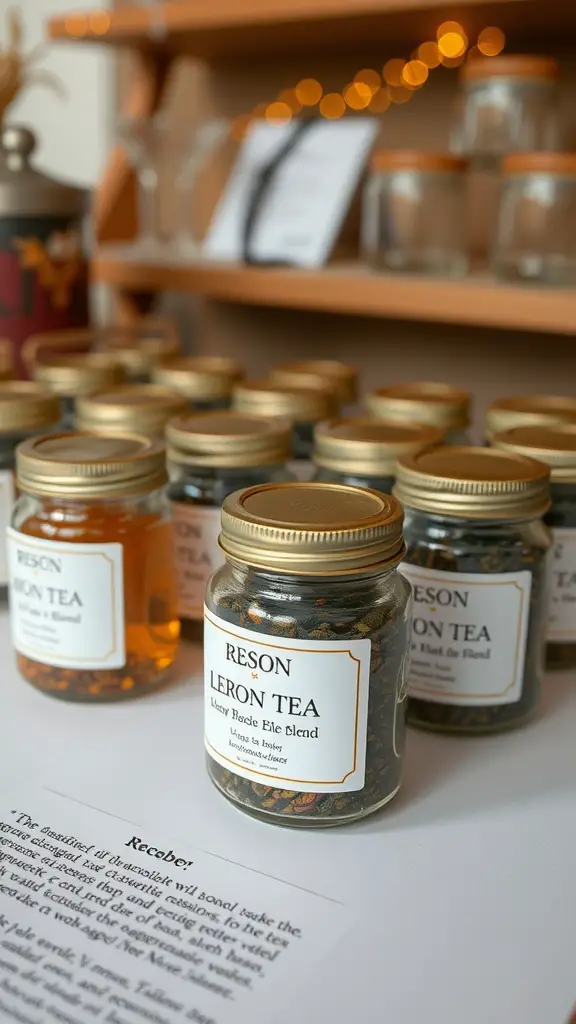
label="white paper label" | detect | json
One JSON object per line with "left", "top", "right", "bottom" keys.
{"left": 400, "top": 563, "right": 532, "bottom": 706}
{"left": 547, "top": 527, "right": 576, "bottom": 641}
{"left": 204, "top": 607, "right": 370, "bottom": 792}
{"left": 0, "top": 469, "right": 14, "bottom": 585}
{"left": 172, "top": 503, "right": 222, "bottom": 619}
{"left": 7, "top": 529, "right": 125, "bottom": 669}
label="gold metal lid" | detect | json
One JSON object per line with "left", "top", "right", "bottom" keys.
{"left": 394, "top": 446, "right": 550, "bottom": 520}
{"left": 271, "top": 360, "right": 357, "bottom": 404}
{"left": 153, "top": 355, "right": 244, "bottom": 401}
{"left": 365, "top": 382, "right": 471, "bottom": 430}
{"left": 0, "top": 382, "right": 61, "bottom": 434}
{"left": 461, "top": 55, "right": 559, "bottom": 83}
{"left": 32, "top": 352, "right": 125, "bottom": 398}
{"left": 76, "top": 385, "right": 189, "bottom": 438}
{"left": 485, "top": 394, "right": 576, "bottom": 439}
{"left": 166, "top": 411, "right": 292, "bottom": 468}
{"left": 314, "top": 417, "right": 443, "bottom": 476}
{"left": 493, "top": 424, "right": 576, "bottom": 483}
{"left": 16, "top": 432, "right": 167, "bottom": 499}
{"left": 220, "top": 482, "right": 405, "bottom": 575}
{"left": 233, "top": 379, "right": 336, "bottom": 423}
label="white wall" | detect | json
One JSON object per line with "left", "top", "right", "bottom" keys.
{"left": 6, "top": 0, "right": 114, "bottom": 189}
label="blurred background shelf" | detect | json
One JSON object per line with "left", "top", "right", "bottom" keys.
{"left": 48, "top": 0, "right": 576, "bottom": 59}
{"left": 93, "top": 255, "right": 576, "bottom": 336}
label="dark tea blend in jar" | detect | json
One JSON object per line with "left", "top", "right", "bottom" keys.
{"left": 8, "top": 433, "right": 180, "bottom": 702}
{"left": 166, "top": 411, "right": 293, "bottom": 641}
{"left": 485, "top": 394, "right": 576, "bottom": 442}
{"left": 365, "top": 381, "right": 471, "bottom": 444}
{"left": 153, "top": 356, "right": 244, "bottom": 410}
{"left": 0, "top": 383, "right": 60, "bottom": 601}
{"left": 494, "top": 423, "right": 576, "bottom": 669}
{"left": 204, "top": 482, "right": 411, "bottom": 828}
{"left": 395, "top": 447, "right": 550, "bottom": 733}
{"left": 313, "top": 417, "right": 443, "bottom": 494}
{"left": 76, "top": 385, "right": 189, "bottom": 439}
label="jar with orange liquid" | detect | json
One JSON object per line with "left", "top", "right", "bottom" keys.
{"left": 7, "top": 433, "right": 180, "bottom": 702}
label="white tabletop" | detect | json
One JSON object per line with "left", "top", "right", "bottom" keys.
{"left": 1, "top": 611, "right": 574, "bottom": 1024}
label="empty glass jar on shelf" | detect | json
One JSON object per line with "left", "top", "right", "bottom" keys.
{"left": 492, "top": 153, "right": 576, "bottom": 286}
{"left": 453, "top": 55, "right": 560, "bottom": 166}
{"left": 361, "top": 151, "right": 469, "bottom": 276}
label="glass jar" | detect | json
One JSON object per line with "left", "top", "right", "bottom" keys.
{"left": 204, "top": 482, "right": 411, "bottom": 827}
{"left": 152, "top": 355, "right": 244, "bottom": 410}
{"left": 8, "top": 433, "right": 179, "bottom": 702}
{"left": 0, "top": 383, "right": 61, "bottom": 602}
{"left": 271, "top": 360, "right": 357, "bottom": 411}
{"left": 494, "top": 423, "right": 576, "bottom": 669}
{"left": 492, "top": 153, "right": 576, "bottom": 286}
{"left": 232, "top": 379, "right": 336, "bottom": 478}
{"left": 313, "top": 417, "right": 443, "bottom": 494}
{"left": 453, "top": 56, "right": 560, "bottom": 166}
{"left": 361, "top": 150, "right": 469, "bottom": 276}
{"left": 166, "top": 411, "right": 294, "bottom": 643}
{"left": 365, "top": 381, "right": 471, "bottom": 444}
{"left": 485, "top": 394, "right": 576, "bottom": 443}
{"left": 32, "top": 352, "right": 126, "bottom": 428}
{"left": 395, "top": 446, "right": 550, "bottom": 733}
{"left": 76, "top": 384, "right": 189, "bottom": 439}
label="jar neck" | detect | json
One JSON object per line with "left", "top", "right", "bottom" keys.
{"left": 224, "top": 559, "right": 398, "bottom": 594}
{"left": 171, "top": 462, "right": 286, "bottom": 483}
{"left": 404, "top": 507, "right": 540, "bottom": 534}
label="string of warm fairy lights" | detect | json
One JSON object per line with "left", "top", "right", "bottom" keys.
{"left": 230, "top": 23, "right": 506, "bottom": 140}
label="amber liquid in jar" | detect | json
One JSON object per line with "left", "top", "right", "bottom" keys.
{"left": 10, "top": 433, "right": 179, "bottom": 702}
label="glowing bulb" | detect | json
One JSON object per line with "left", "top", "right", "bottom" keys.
{"left": 354, "top": 69, "right": 381, "bottom": 94}
{"left": 383, "top": 59, "right": 406, "bottom": 87}
{"left": 319, "top": 93, "right": 346, "bottom": 119}
{"left": 65, "top": 14, "right": 88, "bottom": 36}
{"left": 295, "top": 79, "right": 323, "bottom": 106}
{"left": 418, "top": 41, "right": 441, "bottom": 68}
{"left": 343, "top": 82, "right": 373, "bottom": 110}
{"left": 438, "top": 32, "right": 467, "bottom": 58}
{"left": 402, "top": 60, "right": 429, "bottom": 88}
{"left": 265, "top": 101, "right": 292, "bottom": 123}
{"left": 477, "top": 26, "right": 505, "bottom": 56}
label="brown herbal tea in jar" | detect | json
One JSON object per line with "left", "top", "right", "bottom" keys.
{"left": 494, "top": 423, "right": 576, "bottom": 669}
{"left": 8, "top": 433, "right": 180, "bottom": 702}
{"left": 395, "top": 446, "right": 550, "bottom": 733}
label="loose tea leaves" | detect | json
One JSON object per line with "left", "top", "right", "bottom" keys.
{"left": 206, "top": 570, "right": 410, "bottom": 825}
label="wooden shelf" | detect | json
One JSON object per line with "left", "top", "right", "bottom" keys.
{"left": 48, "top": 0, "right": 574, "bottom": 59}
{"left": 93, "top": 254, "right": 576, "bottom": 335}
